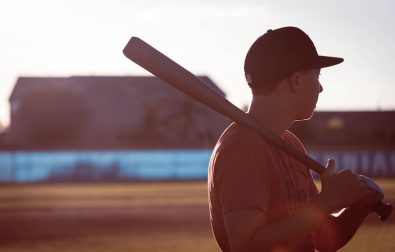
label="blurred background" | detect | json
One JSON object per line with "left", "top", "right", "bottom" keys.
{"left": 0, "top": 0, "right": 394, "bottom": 251}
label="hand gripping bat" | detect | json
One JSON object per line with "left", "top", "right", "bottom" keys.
{"left": 123, "top": 36, "right": 393, "bottom": 221}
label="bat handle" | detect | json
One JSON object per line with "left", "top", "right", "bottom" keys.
{"left": 373, "top": 202, "right": 393, "bottom": 221}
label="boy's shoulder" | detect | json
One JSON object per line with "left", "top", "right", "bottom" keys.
{"left": 214, "top": 123, "right": 306, "bottom": 154}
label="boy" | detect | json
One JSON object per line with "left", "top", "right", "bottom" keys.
{"left": 208, "top": 27, "right": 383, "bottom": 252}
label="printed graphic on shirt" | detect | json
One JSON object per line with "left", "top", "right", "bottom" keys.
{"left": 282, "top": 155, "right": 314, "bottom": 212}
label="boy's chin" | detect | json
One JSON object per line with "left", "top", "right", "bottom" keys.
{"left": 295, "top": 110, "right": 315, "bottom": 121}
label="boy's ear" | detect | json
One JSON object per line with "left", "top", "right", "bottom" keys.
{"left": 288, "top": 72, "right": 302, "bottom": 92}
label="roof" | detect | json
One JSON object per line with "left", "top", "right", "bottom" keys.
{"left": 10, "top": 75, "right": 225, "bottom": 102}
{"left": 8, "top": 75, "right": 230, "bottom": 149}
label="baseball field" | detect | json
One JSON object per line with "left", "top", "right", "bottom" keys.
{"left": 0, "top": 179, "right": 394, "bottom": 252}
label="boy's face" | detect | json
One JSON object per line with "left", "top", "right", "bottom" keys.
{"left": 294, "top": 68, "right": 323, "bottom": 120}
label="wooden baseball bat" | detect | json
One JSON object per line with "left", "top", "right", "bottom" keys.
{"left": 122, "top": 36, "right": 393, "bottom": 221}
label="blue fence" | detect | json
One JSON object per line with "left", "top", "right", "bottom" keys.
{"left": 0, "top": 150, "right": 212, "bottom": 182}
{"left": 309, "top": 150, "right": 395, "bottom": 177}
{"left": 0, "top": 149, "right": 394, "bottom": 182}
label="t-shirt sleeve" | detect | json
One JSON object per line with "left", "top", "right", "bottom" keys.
{"left": 214, "top": 139, "right": 273, "bottom": 215}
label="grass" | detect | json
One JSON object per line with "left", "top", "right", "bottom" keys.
{"left": 341, "top": 222, "right": 395, "bottom": 252}
{"left": 0, "top": 179, "right": 394, "bottom": 251}
{"left": 0, "top": 182, "right": 208, "bottom": 210}
{"left": 0, "top": 232, "right": 218, "bottom": 252}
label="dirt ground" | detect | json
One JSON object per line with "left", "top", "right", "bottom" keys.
{"left": 0, "top": 181, "right": 394, "bottom": 252}
{"left": 0, "top": 182, "right": 218, "bottom": 251}
{"left": 0, "top": 206, "right": 207, "bottom": 241}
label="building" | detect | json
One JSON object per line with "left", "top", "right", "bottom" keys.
{"left": 2, "top": 76, "right": 395, "bottom": 181}
{"left": 6, "top": 76, "right": 230, "bottom": 149}
{"left": 290, "top": 111, "right": 395, "bottom": 177}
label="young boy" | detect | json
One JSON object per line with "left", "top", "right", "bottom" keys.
{"left": 208, "top": 27, "right": 383, "bottom": 252}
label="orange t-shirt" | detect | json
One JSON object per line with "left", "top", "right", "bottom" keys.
{"left": 208, "top": 123, "right": 318, "bottom": 252}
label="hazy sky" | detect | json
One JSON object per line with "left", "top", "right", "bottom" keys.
{"left": 1, "top": 0, "right": 394, "bottom": 127}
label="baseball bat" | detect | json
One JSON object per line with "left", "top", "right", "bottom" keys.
{"left": 123, "top": 36, "right": 393, "bottom": 221}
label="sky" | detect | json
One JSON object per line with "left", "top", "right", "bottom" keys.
{"left": 1, "top": 0, "right": 394, "bottom": 127}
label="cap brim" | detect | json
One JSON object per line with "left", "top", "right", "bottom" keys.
{"left": 316, "top": 55, "right": 344, "bottom": 68}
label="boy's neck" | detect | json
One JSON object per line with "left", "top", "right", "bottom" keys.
{"left": 247, "top": 94, "right": 294, "bottom": 137}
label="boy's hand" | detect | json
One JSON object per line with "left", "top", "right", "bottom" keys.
{"left": 320, "top": 159, "right": 366, "bottom": 212}
{"left": 353, "top": 175, "right": 385, "bottom": 213}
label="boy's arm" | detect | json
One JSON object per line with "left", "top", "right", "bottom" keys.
{"left": 313, "top": 190, "right": 384, "bottom": 251}
{"left": 224, "top": 195, "right": 331, "bottom": 251}
{"left": 224, "top": 163, "right": 367, "bottom": 252}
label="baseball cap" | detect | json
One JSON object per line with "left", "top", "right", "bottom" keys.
{"left": 244, "top": 26, "right": 343, "bottom": 90}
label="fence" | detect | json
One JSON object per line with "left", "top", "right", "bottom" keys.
{"left": 0, "top": 150, "right": 212, "bottom": 182}
{"left": 0, "top": 149, "right": 394, "bottom": 182}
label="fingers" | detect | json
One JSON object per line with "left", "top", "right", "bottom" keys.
{"left": 322, "top": 159, "right": 336, "bottom": 178}
{"left": 321, "top": 159, "right": 336, "bottom": 189}
{"left": 362, "top": 188, "right": 384, "bottom": 207}
{"left": 368, "top": 191, "right": 384, "bottom": 206}
{"left": 359, "top": 175, "right": 385, "bottom": 195}
{"left": 319, "top": 161, "right": 386, "bottom": 211}
{"left": 355, "top": 190, "right": 384, "bottom": 212}
{"left": 336, "top": 169, "right": 360, "bottom": 183}
{"left": 343, "top": 174, "right": 385, "bottom": 212}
